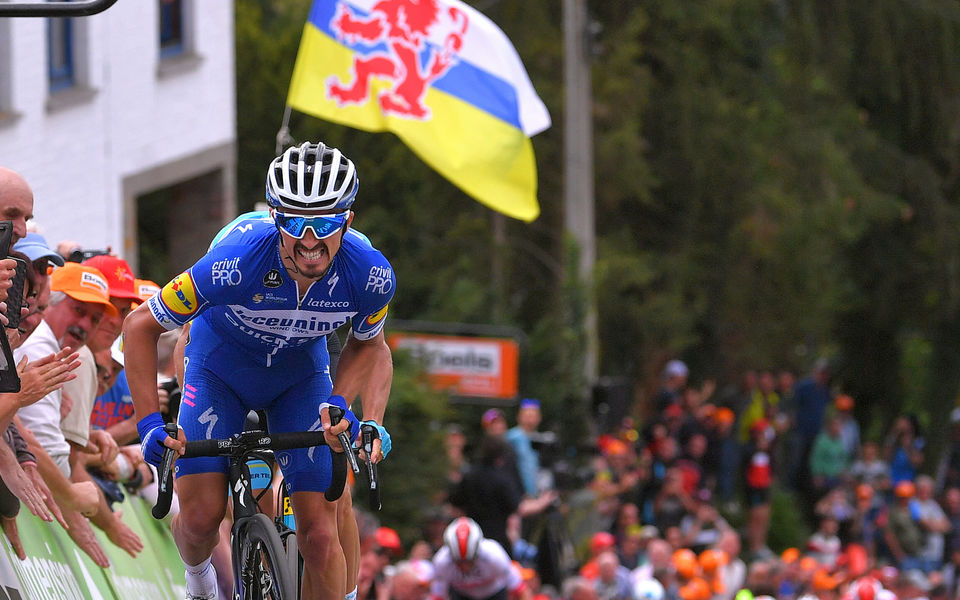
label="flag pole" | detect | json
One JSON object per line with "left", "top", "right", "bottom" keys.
{"left": 275, "top": 105, "right": 295, "bottom": 154}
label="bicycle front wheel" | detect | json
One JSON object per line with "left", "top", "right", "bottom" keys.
{"left": 238, "top": 514, "right": 298, "bottom": 600}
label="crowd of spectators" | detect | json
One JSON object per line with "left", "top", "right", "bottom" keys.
{"left": 351, "top": 358, "right": 960, "bottom": 600}
{"left": 0, "top": 167, "right": 179, "bottom": 570}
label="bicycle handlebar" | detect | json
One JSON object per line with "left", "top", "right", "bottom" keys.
{"left": 151, "top": 429, "right": 348, "bottom": 519}
{"left": 150, "top": 422, "right": 180, "bottom": 519}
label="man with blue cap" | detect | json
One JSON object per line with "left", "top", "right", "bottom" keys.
{"left": 14, "top": 232, "right": 65, "bottom": 271}
{"left": 506, "top": 398, "right": 544, "bottom": 497}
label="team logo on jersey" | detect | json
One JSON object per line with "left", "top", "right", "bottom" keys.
{"left": 365, "top": 305, "right": 389, "bottom": 326}
{"left": 252, "top": 293, "right": 264, "bottom": 304}
{"left": 263, "top": 269, "right": 283, "bottom": 288}
{"left": 160, "top": 272, "right": 199, "bottom": 316}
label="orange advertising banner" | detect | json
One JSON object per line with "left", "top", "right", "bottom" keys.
{"left": 387, "top": 332, "right": 519, "bottom": 399}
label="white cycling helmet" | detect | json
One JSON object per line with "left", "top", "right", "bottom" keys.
{"left": 443, "top": 517, "right": 483, "bottom": 562}
{"left": 265, "top": 141, "right": 359, "bottom": 211}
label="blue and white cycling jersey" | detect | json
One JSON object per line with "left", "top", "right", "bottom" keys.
{"left": 147, "top": 212, "right": 396, "bottom": 366}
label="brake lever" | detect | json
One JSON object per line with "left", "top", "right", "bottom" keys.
{"left": 328, "top": 406, "right": 360, "bottom": 475}
{"left": 361, "top": 424, "right": 381, "bottom": 511}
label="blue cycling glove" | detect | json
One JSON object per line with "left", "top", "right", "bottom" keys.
{"left": 361, "top": 420, "right": 392, "bottom": 459}
{"left": 137, "top": 412, "right": 169, "bottom": 468}
{"left": 320, "top": 395, "right": 360, "bottom": 442}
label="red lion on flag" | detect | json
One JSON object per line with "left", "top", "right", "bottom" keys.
{"left": 328, "top": 0, "right": 469, "bottom": 120}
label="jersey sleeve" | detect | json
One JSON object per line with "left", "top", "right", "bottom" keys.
{"left": 146, "top": 244, "right": 247, "bottom": 330}
{"left": 351, "top": 254, "right": 396, "bottom": 341}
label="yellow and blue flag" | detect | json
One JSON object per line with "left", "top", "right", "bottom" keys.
{"left": 287, "top": 0, "right": 551, "bottom": 222}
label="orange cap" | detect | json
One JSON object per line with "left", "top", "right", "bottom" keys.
{"left": 699, "top": 548, "right": 728, "bottom": 573}
{"left": 679, "top": 578, "right": 712, "bottom": 600}
{"left": 856, "top": 484, "right": 874, "bottom": 501}
{"left": 781, "top": 547, "right": 800, "bottom": 564}
{"left": 835, "top": 394, "right": 854, "bottom": 411}
{"left": 895, "top": 480, "right": 916, "bottom": 498}
{"left": 715, "top": 407, "right": 735, "bottom": 425}
{"left": 51, "top": 263, "right": 118, "bottom": 316}
{"left": 83, "top": 255, "right": 140, "bottom": 301}
{"left": 812, "top": 568, "right": 839, "bottom": 591}
{"left": 799, "top": 556, "right": 819, "bottom": 572}
{"left": 673, "top": 548, "right": 700, "bottom": 579}
{"left": 135, "top": 278, "right": 161, "bottom": 302}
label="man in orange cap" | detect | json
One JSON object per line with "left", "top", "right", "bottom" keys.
{"left": 884, "top": 480, "right": 924, "bottom": 571}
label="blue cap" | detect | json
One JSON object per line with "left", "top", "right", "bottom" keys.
{"left": 519, "top": 398, "right": 540, "bottom": 409}
{"left": 13, "top": 233, "right": 65, "bottom": 268}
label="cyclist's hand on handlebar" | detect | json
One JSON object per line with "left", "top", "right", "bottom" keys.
{"left": 360, "top": 421, "right": 391, "bottom": 463}
{"left": 319, "top": 396, "right": 359, "bottom": 452}
{"left": 137, "top": 412, "right": 185, "bottom": 468}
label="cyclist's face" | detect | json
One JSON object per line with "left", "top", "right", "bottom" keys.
{"left": 276, "top": 209, "right": 354, "bottom": 280}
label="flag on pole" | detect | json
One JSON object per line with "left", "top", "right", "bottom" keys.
{"left": 286, "top": 0, "right": 551, "bottom": 222}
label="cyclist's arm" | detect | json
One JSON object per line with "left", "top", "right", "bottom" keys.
{"left": 331, "top": 330, "right": 392, "bottom": 424}
{"left": 123, "top": 306, "right": 180, "bottom": 446}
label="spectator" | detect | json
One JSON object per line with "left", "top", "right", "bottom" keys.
{"left": 506, "top": 398, "right": 544, "bottom": 497}
{"left": 708, "top": 407, "right": 738, "bottom": 504}
{"left": 884, "top": 480, "right": 924, "bottom": 571}
{"left": 562, "top": 577, "right": 598, "bottom": 600}
{"left": 444, "top": 424, "right": 469, "bottom": 491}
{"left": 809, "top": 415, "right": 850, "bottom": 496}
{"left": 944, "top": 486, "right": 960, "bottom": 557}
{"left": 680, "top": 503, "right": 731, "bottom": 555}
{"left": 388, "top": 560, "right": 432, "bottom": 600}
{"left": 848, "top": 441, "right": 891, "bottom": 492}
{"left": 630, "top": 538, "right": 672, "bottom": 588}
{"left": 788, "top": 358, "right": 831, "bottom": 491}
{"left": 715, "top": 530, "right": 746, "bottom": 600}
{"left": 737, "top": 371, "right": 779, "bottom": 444}
{"left": 449, "top": 435, "right": 522, "bottom": 557}
{"left": 652, "top": 468, "right": 697, "bottom": 534}
{"left": 833, "top": 395, "right": 861, "bottom": 459}
{"left": 654, "top": 360, "right": 688, "bottom": 412}
{"left": 806, "top": 515, "right": 842, "bottom": 568}
{"left": 884, "top": 416, "right": 924, "bottom": 485}
{"left": 936, "top": 409, "right": 960, "bottom": 494}
{"left": 742, "top": 419, "right": 775, "bottom": 558}
{"left": 0, "top": 167, "right": 35, "bottom": 244}
{"left": 593, "top": 551, "right": 633, "bottom": 600}
{"left": 913, "top": 475, "right": 949, "bottom": 573}
{"left": 580, "top": 531, "right": 617, "bottom": 580}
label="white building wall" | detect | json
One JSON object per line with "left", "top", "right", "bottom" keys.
{"left": 0, "top": 0, "right": 236, "bottom": 256}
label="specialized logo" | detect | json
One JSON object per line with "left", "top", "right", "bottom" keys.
{"left": 211, "top": 256, "right": 242, "bottom": 286}
{"left": 327, "top": 0, "right": 469, "bottom": 120}
{"left": 365, "top": 265, "right": 394, "bottom": 295}
{"left": 80, "top": 271, "right": 109, "bottom": 297}
{"left": 263, "top": 269, "right": 283, "bottom": 288}
{"left": 365, "top": 304, "right": 389, "bottom": 326}
{"left": 327, "top": 271, "right": 340, "bottom": 296}
{"left": 161, "top": 272, "right": 199, "bottom": 316}
{"left": 198, "top": 406, "right": 218, "bottom": 440}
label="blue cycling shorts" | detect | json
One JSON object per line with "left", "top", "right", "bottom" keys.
{"left": 174, "top": 320, "right": 335, "bottom": 494}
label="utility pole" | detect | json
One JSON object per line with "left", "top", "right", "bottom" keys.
{"left": 564, "top": 0, "right": 598, "bottom": 385}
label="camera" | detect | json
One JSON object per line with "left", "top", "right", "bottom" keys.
{"left": 66, "top": 248, "right": 110, "bottom": 264}
{"left": 158, "top": 377, "right": 182, "bottom": 424}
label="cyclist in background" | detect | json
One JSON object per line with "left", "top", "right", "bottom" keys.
{"left": 124, "top": 142, "right": 396, "bottom": 600}
{"left": 430, "top": 517, "right": 532, "bottom": 600}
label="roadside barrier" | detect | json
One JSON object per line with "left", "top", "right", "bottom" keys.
{"left": 0, "top": 491, "right": 185, "bottom": 599}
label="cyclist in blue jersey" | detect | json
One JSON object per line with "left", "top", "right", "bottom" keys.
{"left": 123, "top": 142, "right": 395, "bottom": 600}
